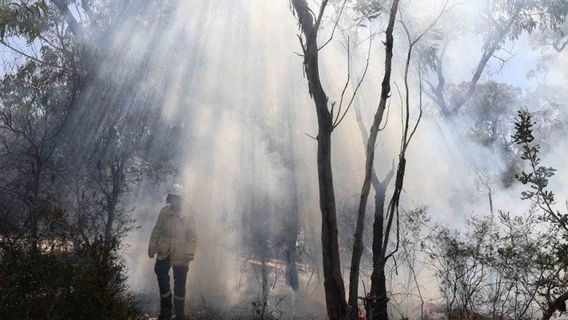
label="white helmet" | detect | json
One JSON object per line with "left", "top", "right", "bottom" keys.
{"left": 167, "top": 184, "right": 184, "bottom": 197}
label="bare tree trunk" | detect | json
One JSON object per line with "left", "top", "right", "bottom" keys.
{"left": 285, "top": 171, "right": 300, "bottom": 291}
{"left": 318, "top": 130, "right": 348, "bottom": 319}
{"left": 291, "top": 1, "right": 347, "bottom": 317}
{"left": 349, "top": 97, "right": 394, "bottom": 320}
{"left": 369, "top": 157, "right": 407, "bottom": 320}
{"left": 369, "top": 5, "right": 433, "bottom": 316}
{"left": 368, "top": 183, "right": 388, "bottom": 320}
{"left": 284, "top": 100, "right": 300, "bottom": 291}
{"left": 347, "top": 1, "right": 399, "bottom": 318}
{"left": 368, "top": 264, "right": 388, "bottom": 320}
{"left": 366, "top": 176, "right": 391, "bottom": 320}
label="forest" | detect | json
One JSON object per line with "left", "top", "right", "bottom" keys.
{"left": 0, "top": 0, "right": 568, "bottom": 319}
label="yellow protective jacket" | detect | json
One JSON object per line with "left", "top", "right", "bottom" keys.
{"left": 148, "top": 205, "right": 198, "bottom": 266}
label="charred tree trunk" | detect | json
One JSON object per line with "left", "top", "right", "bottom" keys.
{"left": 285, "top": 170, "right": 300, "bottom": 291}
{"left": 368, "top": 9, "right": 431, "bottom": 316}
{"left": 350, "top": 99, "right": 395, "bottom": 320}
{"left": 347, "top": 0, "right": 399, "bottom": 318}
{"left": 368, "top": 264, "right": 388, "bottom": 320}
{"left": 367, "top": 173, "right": 390, "bottom": 320}
{"left": 369, "top": 157, "right": 406, "bottom": 320}
{"left": 284, "top": 99, "right": 300, "bottom": 291}
{"left": 366, "top": 171, "right": 392, "bottom": 320}
{"left": 291, "top": 0, "right": 347, "bottom": 317}
{"left": 318, "top": 130, "right": 347, "bottom": 319}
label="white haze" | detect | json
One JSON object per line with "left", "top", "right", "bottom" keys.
{"left": 24, "top": 0, "right": 564, "bottom": 315}
{"left": 122, "top": 0, "right": 568, "bottom": 312}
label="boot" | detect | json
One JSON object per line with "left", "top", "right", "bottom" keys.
{"left": 174, "top": 295, "right": 184, "bottom": 319}
{"left": 158, "top": 294, "right": 173, "bottom": 320}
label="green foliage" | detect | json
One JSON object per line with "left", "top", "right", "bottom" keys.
{"left": 488, "top": 0, "right": 568, "bottom": 42}
{"left": 512, "top": 110, "right": 564, "bottom": 224}
{"left": 426, "top": 110, "right": 568, "bottom": 319}
{"left": 0, "top": 241, "right": 141, "bottom": 320}
{"left": 512, "top": 109, "right": 535, "bottom": 144}
{"left": 0, "top": 1, "right": 179, "bottom": 319}
{"left": 0, "top": 1, "right": 49, "bottom": 41}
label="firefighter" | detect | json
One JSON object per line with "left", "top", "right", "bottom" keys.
{"left": 148, "top": 184, "right": 198, "bottom": 319}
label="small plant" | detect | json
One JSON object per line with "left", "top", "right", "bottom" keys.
{"left": 512, "top": 110, "right": 567, "bottom": 230}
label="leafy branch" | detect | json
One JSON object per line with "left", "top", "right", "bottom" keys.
{"left": 512, "top": 110, "right": 568, "bottom": 232}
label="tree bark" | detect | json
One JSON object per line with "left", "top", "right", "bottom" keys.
{"left": 291, "top": 0, "right": 347, "bottom": 318}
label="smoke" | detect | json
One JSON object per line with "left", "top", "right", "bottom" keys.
{"left": 57, "top": 0, "right": 568, "bottom": 315}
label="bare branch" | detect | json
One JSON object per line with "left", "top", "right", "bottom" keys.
{"left": 333, "top": 36, "right": 351, "bottom": 124}
{"left": 304, "top": 132, "right": 318, "bottom": 141}
{"left": 333, "top": 33, "right": 373, "bottom": 130}
{"left": 406, "top": 66, "right": 424, "bottom": 147}
{"left": 314, "top": 0, "right": 329, "bottom": 31}
{"left": 318, "top": 0, "right": 348, "bottom": 51}
{"left": 378, "top": 99, "right": 391, "bottom": 132}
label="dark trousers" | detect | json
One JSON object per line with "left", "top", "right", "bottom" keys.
{"left": 155, "top": 256, "right": 188, "bottom": 318}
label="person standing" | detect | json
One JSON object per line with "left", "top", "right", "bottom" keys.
{"left": 148, "top": 184, "right": 198, "bottom": 319}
